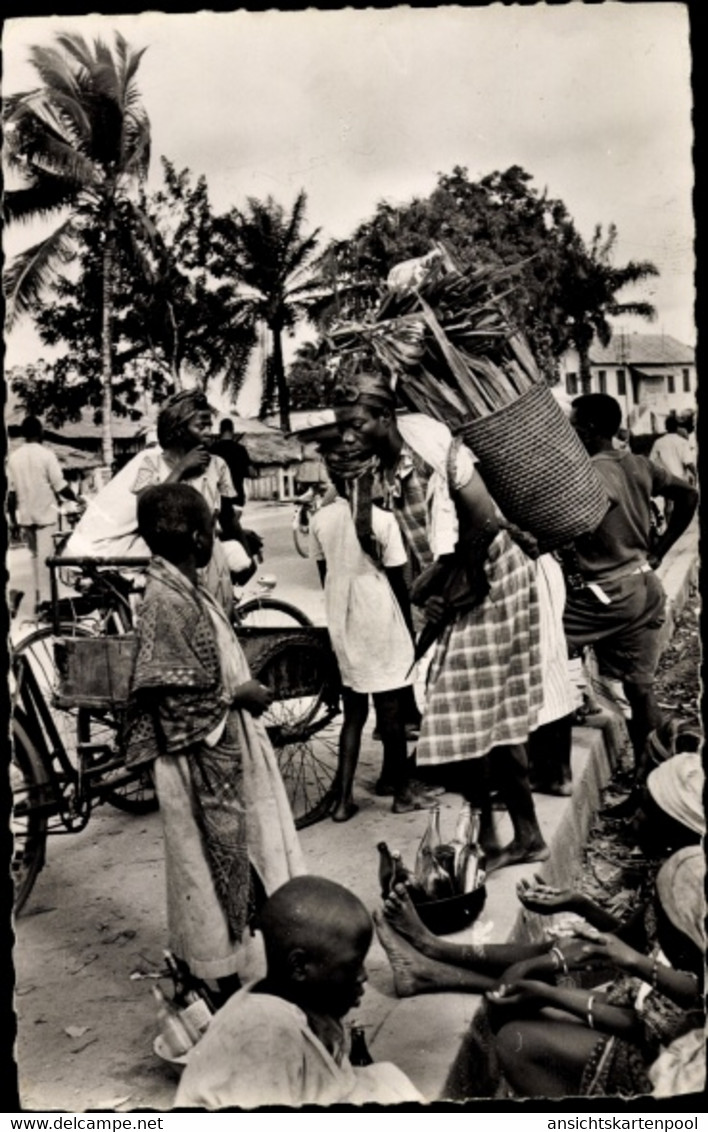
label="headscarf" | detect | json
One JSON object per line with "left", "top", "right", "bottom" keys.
{"left": 655, "top": 845, "right": 706, "bottom": 951}
{"left": 157, "top": 390, "right": 212, "bottom": 450}
{"left": 321, "top": 441, "right": 381, "bottom": 564}
{"left": 647, "top": 752, "right": 706, "bottom": 835}
{"left": 332, "top": 371, "right": 396, "bottom": 412}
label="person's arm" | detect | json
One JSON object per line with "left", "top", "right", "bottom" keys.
{"left": 488, "top": 979, "right": 642, "bottom": 1042}
{"left": 516, "top": 878, "right": 622, "bottom": 933}
{"left": 385, "top": 564, "right": 415, "bottom": 636}
{"left": 650, "top": 469, "right": 698, "bottom": 565}
{"left": 569, "top": 926, "right": 701, "bottom": 1010}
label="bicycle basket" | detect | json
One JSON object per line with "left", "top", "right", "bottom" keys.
{"left": 54, "top": 635, "right": 138, "bottom": 709}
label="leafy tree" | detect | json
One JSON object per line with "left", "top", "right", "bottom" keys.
{"left": 287, "top": 340, "right": 336, "bottom": 411}
{"left": 559, "top": 223, "right": 658, "bottom": 390}
{"left": 310, "top": 165, "right": 657, "bottom": 382}
{"left": 211, "top": 190, "right": 321, "bottom": 431}
{"left": 9, "top": 159, "right": 259, "bottom": 428}
{"left": 129, "top": 158, "right": 257, "bottom": 396}
{"left": 3, "top": 31, "right": 151, "bottom": 466}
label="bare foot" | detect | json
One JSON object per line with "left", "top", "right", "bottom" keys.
{"left": 486, "top": 840, "right": 550, "bottom": 875}
{"left": 331, "top": 799, "right": 359, "bottom": 823}
{"left": 373, "top": 911, "right": 495, "bottom": 998}
{"left": 372, "top": 911, "right": 448, "bottom": 997}
{"left": 392, "top": 789, "right": 436, "bottom": 814}
{"left": 382, "top": 885, "right": 440, "bottom": 958}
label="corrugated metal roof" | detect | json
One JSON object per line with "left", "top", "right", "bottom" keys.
{"left": 589, "top": 334, "right": 695, "bottom": 366}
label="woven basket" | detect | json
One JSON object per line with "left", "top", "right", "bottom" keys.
{"left": 54, "top": 635, "right": 138, "bottom": 709}
{"left": 456, "top": 382, "right": 609, "bottom": 551}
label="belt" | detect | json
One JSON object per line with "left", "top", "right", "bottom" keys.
{"left": 585, "top": 563, "right": 653, "bottom": 606}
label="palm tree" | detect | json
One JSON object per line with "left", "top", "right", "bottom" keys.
{"left": 3, "top": 31, "right": 151, "bottom": 467}
{"left": 563, "top": 224, "right": 659, "bottom": 392}
{"left": 212, "top": 190, "right": 321, "bottom": 432}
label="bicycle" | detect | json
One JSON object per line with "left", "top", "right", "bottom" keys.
{"left": 11, "top": 558, "right": 341, "bottom": 914}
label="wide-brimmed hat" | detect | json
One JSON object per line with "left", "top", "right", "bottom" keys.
{"left": 646, "top": 752, "right": 705, "bottom": 835}
{"left": 655, "top": 845, "right": 706, "bottom": 951}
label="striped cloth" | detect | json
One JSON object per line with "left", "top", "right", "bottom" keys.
{"left": 534, "top": 553, "right": 578, "bottom": 727}
{"left": 416, "top": 530, "right": 544, "bottom": 764}
{"left": 375, "top": 448, "right": 434, "bottom": 576}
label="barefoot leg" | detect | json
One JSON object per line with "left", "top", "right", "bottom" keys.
{"left": 373, "top": 911, "right": 495, "bottom": 997}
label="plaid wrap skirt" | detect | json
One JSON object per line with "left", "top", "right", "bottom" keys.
{"left": 416, "top": 531, "right": 543, "bottom": 764}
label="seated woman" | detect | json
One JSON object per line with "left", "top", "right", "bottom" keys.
{"left": 125, "top": 483, "right": 305, "bottom": 1006}
{"left": 64, "top": 390, "right": 255, "bottom": 617}
{"left": 490, "top": 845, "right": 704, "bottom": 1098}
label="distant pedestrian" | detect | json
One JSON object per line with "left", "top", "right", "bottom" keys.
{"left": 650, "top": 415, "right": 695, "bottom": 484}
{"left": 8, "top": 415, "right": 82, "bottom": 616}
{"left": 211, "top": 419, "right": 254, "bottom": 509}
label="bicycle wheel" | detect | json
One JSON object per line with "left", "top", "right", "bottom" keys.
{"left": 11, "top": 720, "right": 49, "bottom": 915}
{"left": 13, "top": 625, "right": 158, "bottom": 816}
{"left": 13, "top": 623, "right": 97, "bottom": 767}
{"left": 251, "top": 637, "right": 340, "bottom": 829}
{"left": 236, "top": 597, "right": 313, "bottom": 629}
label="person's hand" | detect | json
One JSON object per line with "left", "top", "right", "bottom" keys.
{"left": 569, "top": 926, "right": 642, "bottom": 972}
{"left": 497, "top": 956, "right": 554, "bottom": 985}
{"left": 486, "top": 978, "right": 554, "bottom": 1012}
{"left": 517, "top": 875, "right": 577, "bottom": 914}
{"left": 233, "top": 679, "right": 273, "bottom": 717}
{"left": 504, "top": 523, "right": 540, "bottom": 560}
{"left": 177, "top": 446, "right": 211, "bottom": 477}
{"left": 424, "top": 595, "right": 447, "bottom": 625}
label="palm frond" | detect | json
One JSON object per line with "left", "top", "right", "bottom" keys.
{"left": 4, "top": 175, "right": 77, "bottom": 224}
{"left": 3, "top": 218, "right": 78, "bottom": 326}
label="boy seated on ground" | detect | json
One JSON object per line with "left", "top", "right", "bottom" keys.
{"left": 175, "top": 876, "right": 424, "bottom": 1110}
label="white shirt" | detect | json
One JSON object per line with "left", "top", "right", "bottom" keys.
{"left": 310, "top": 497, "right": 414, "bottom": 693}
{"left": 649, "top": 432, "right": 694, "bottom": 480}
{"left": 8, "top": 441, "right": 67, "bottom": 526}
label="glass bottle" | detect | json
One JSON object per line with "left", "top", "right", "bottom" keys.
{"left": 377, "top": 841, "right": 395, "bottom": 899}
{"left": 449, "top": 801, "right": 474, "bottom": 892}
{"left": 152, "top": 984, "right": 195, "bottom": 1057}
{"left": 414, "top": 804, "right": 442, "bottom": 883}
{"left": 349, "top": 1022, "right": 374, "bottom": 1067}
{"left": 460, "top": 808, "right": 486, "bottom": 894}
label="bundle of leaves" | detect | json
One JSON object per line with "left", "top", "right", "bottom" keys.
{"left": 326, "top": 243, "right": 544, "bottom": 423}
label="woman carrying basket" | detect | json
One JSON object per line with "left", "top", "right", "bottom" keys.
{"left": 333, "top": 373, "right": 548, "bottom": 872}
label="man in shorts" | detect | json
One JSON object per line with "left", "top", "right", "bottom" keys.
{"left": 564, "top": 394, "right": 697, "bottom": 772}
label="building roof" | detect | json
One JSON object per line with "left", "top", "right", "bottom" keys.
{"left": 9, "top": 436, "right": 102, "bottom": 472}
{"left": 589, "top": 334, "right": 695, "bottom": 366}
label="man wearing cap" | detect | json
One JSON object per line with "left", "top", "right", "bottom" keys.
{"left": 334, "top": 373, "right": 548, "bottom": 871}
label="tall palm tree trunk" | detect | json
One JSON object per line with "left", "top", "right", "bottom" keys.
{"left": 100, "top": 202, "right": 116, "bottom": 470}
{"left": 272, "top": 323, "right": 290, "bottom": 432}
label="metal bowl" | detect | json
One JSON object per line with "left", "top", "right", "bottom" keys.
{"left": 410, "top": 883, "right": 487, "bottom": 936}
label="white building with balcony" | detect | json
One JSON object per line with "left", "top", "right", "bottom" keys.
{"left": 558, "top": 333, "right": 696, "bottom": 433}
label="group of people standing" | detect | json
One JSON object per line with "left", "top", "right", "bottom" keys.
{"left": 8, "top": 373, "right": 701, "bottom": 1107}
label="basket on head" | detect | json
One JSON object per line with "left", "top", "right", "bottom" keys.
{"left": 456, "top": 382, "right": 609, "bottom": 552}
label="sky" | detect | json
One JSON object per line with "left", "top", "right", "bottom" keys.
{"left": 2, "top": 4, "right": 696, "bottom": 417}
